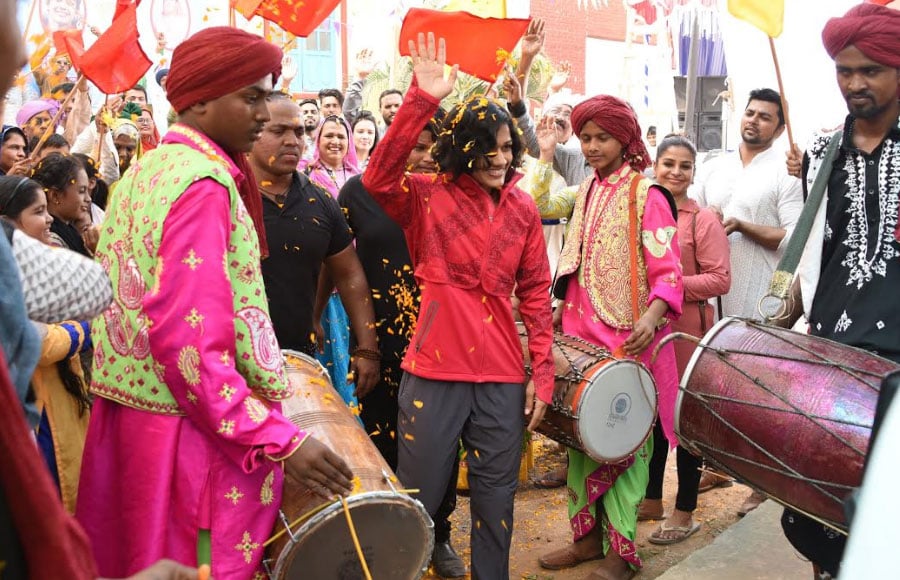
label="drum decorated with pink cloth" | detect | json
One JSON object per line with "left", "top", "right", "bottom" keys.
{"left": 266, "top": 350, "right": 433, "bottom": 579}
{"left": 676, "top": 317, "right": 899, "bottom": 530}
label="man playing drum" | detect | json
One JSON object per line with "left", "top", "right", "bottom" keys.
{"left": 528, "top": 96, "right": 682, "bottom": 580}
{"left": 76, "top": 28, "right": 353, "bottom": 579}
{"left": 781, "top": 3, "right": 900, "bottom": 577}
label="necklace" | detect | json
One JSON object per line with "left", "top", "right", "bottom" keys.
{"left": 259, "top": 182, "right": 291, "bottom": 206}
{"left": 323, "top": 165, "right": 346, "bottom": 187}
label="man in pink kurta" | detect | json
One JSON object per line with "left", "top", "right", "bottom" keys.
{"left": 76, "top": 28, "right": 352, "bottom": 579}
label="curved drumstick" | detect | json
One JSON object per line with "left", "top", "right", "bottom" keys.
{"left": 651, "top": 332, "right": 701, "bottom": 364}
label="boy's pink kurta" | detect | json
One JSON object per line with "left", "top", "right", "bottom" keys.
{"left": 77, "top": 131, "right": 305, "bottom": 580}
{"left": 672, "top": 199, "right": 731, "bottom": 376}
{"left": 562, "top": 183, "right": 683, "bottom": 447}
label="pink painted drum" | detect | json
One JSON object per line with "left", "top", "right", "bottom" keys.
{"left": 518, "top": 327, "right": 658, "bottom": 464}
{"left": 266, "top": 350, "right": 433, "bottom": 579}
{"left": 676, "top": 318, "right": 899, "bottom": 530}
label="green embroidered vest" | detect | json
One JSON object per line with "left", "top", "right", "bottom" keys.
{"left": 91, "top": 133, "right": 289, "bottom": 415}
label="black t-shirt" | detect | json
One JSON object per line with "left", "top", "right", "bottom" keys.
{"left": 262, "top": 172, "right": 352, "bottom": 353}
{"left": 808, "top": 120, "right": 900, "bottom": 363}
{"left": 338, "top": 175, "right": 419, "bottom": 362}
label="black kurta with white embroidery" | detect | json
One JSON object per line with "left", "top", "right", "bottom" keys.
{"left": 807, "top": 118, "right": 900, "bottom": 363}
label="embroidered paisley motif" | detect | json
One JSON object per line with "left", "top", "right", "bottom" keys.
{"left": 260, "top": 470, "right": 275, "bottom": 506}
{"left": 177, "top": 346, "right": 201, "bottom": 386}
{"left": 642, "top": 227, "right": 677, "bottom": 258}
{"left": 236, "top": 306, "right": 281, "bottom": 372}
{"left": 244, "top": 397, "right": 270, "bottom": 425}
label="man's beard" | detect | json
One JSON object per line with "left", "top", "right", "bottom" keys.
{"left": 846, "top": 93, "right": 891, "bottom": 120}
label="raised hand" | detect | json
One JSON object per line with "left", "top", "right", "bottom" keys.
{"left": 549, "top": 61, "right": 571, "bottom": 93}
{"left": 785, "top": 143, "right": 802, "bottom": 178}
{"left": 281, "top": 55, "right": 297, "bottom": 84}
{"left": 536, "top": 115, "right": 558, "bottom": 161}
{"left": 502, "top": 63, "right": 523, "bottom": 105}
{"left": 354, "top": 48, "right": 375, "bottom": 79}
{"left": 408, "top": 32, "right": 458, "bottom": 102}
{"left": 520, "top": 18, "right": 545, "bottom": 59}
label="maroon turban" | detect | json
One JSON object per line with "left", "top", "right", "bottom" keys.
{"left": 822, "top": 3, "right": 900, "bottom": 68}
{"left": 166, "top": 27, "right": 282, "bottom": 258}
{"left": 166, "top": 27, "right": 282, "bottom": 113}
{"left": 571, "top": 95, "right": 651, "bottom": 173}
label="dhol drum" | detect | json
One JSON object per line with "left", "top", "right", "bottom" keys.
{"left": 266, "top": 350, "right": 433, "bottom": 579}
{"left": 676, "top": 318, "right": 899, "bottom": 530}
{"left": 518, "top": 327, "right": 658, "bottom": 464}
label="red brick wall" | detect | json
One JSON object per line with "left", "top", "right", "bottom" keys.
{"left": 530, "top": 0, "right": 629, "bottom": 94}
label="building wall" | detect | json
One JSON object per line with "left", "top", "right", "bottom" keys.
{"left": 530, "top": 0, "right": 629, "bottom": 94}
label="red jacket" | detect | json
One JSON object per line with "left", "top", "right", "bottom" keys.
{"left": 362, "top": 86, "right": 555, "bottom": 402}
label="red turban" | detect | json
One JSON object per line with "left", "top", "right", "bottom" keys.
{"left": 571, "top": 95, "right": 651, "bottom": 173}
{"left": 166, "top": 27, "right": 282, "bottom": 258}
{"left": 166, "top": 27, "right": 282, "bottom": 113}
{"left": 822, "top": 3, "right": 900, "bottom": 68}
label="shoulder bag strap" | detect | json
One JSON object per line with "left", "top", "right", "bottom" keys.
{"left": 690, "top": 210, "right": 710, "bottom": 332}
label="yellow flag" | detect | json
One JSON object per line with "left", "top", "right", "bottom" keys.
{"left": 442, "top": 0, "right": 506, "bottom": 18}
{"left": 727, "top": 0, "right": 784, "bottom": 38}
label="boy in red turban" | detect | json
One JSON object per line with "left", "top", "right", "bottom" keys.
{"left": 76, "top": 27, "right": 353, "bottom": 579}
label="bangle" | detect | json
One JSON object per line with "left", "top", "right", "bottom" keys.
{"left": 351, "top": 347, "right": 381, "bottom": 361}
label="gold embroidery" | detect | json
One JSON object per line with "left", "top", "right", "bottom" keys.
{"left": 184, "top": 308, "right": 205, "bottom": 330}
{"left": 642, "top": 227, "right": 677, "bottom": 258}
{"left": 218, "top": 419, "right": 235, "bottom": 436}
{"left": 244, "top": 397, "right": 269, "bottom": 424}
{"left": 225, "top": 486, "right": 244, "bottom": 505}
{"left": 219, "top": 383, "right": 237, "bottom": 402}
{"left": 220, "top": 351, "right": 232, "bottom": 366}
{"left": 186, "top": 390, "right": 198, "bottom": 404}
{"left": 177, "top": 346, "right": 201, "bottom": 386}
{"left": 234, "top": 530, "right": 260, "bottom": 564}
{"left": 260, "top": 470, "right": 275, "bottom": 506}
{"left": 182, "top": 249, "right": 203, "bottom": 271}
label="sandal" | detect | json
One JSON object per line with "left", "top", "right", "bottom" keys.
{"left": 698, "top": 470, "right": 734, "bottom": 493}
{"left": 648, "top": 521, "right": 701, "bottom": 545}
{"left": 637, "top": 499, "right": 664, "bottom": 521}
{"left": 533, "top": 467, "right": 567, "bottom": 489}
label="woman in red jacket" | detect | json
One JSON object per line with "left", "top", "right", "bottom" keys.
{"left": 362, "top": 33, "right": 555, "bottom": 579}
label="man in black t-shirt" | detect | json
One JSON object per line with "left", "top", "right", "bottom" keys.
{"left": 249, "top": 93, "right": 380, "bottom": 398}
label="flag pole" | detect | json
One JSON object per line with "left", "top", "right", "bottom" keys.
{"left": 29, "top": 73, "right": 84, "bottom": 159}
{"left": 768, "top": 36, "right": 795, "bottom": 152}
{"left": 23, "top": 0, "right": 38, "bottom": 39}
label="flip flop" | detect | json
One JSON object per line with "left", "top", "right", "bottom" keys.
{"left": 647, "top": 521, "right": 701, "bottom": 545}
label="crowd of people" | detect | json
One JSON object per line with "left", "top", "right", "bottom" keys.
{"left": 0, "top": 0, "right": 898, "bottom": 579}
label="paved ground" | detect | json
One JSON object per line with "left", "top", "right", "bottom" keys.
{"left": 422, "top": 435, "right": 812, "bottom": 579}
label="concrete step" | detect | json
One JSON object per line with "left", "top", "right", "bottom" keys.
{"left": 656, "top": 500, "right": 812, "bottom": 579}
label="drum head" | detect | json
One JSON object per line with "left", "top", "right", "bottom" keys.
{"left": 577, "top": 361, "right": 657, "bottom": 463}
{"left": 272, "top": 492, "right": 433, "bottom": 579}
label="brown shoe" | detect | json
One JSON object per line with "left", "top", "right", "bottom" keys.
{"left": 697, "top": 470, "right": 734, "bottom": 493}
{"left": 738, "top": 490, "right": 767, "bottom": 516}
{"left": 538, "top": 542, "right": 603, "bottom": 571}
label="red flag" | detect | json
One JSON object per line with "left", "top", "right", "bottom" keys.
{"left": 52, "top": 30, "right": 85, "bottom": 69}
{"left": 399, "top": 9, "right": 531, "bottom": 82}
{"left": 113, "top": 0, "right": 141, "bottom": 21}
{"left": 235, "top": 0, "right": 342, "bottom": 38}
{"left": 79, "top": 3, "right": 151, "bottom": 94}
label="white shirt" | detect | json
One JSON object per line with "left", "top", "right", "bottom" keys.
{"left": 691, "top": 146, "right": 803, "bottom": 319}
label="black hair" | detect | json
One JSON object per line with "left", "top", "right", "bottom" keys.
{"left": 352, "top": 110, "right": 380, "bottom": 155}
{"left": 92, "top": 178, "right": 110, "bottom": 210}
{"left": 125, "top": 85, "right": 148, "bottom": 100}
{"left": 72, "top": 152, "right": 98, "bottom": 181}
{"left": 433, "top": 98, "right": 524, "bottom": 179}
{"left": 32, "top": 133, "right": 69, "bottom": 153}
{"left": 656, "top": 134, "right": 697, "bottom": 161}
{"left": 424, "top": 107, "right": 446, "bottom": 141}
{"left": 31, "top": 152, "right": 83, "bottom": 192}
{"left": 378, "top": 89, "right": 403, "bottom": 107}
{"left": 646, "top": 125, "right": 657, "bottom": 137}
{"left": 0, "top": 175, "right": 44, "bottom": 219}
{"left": 746, "top": 88, "right": 785, "bottom": 126}
{"left": 50, "top": 82, "right": 75, "bottom": 95}
{"left": 317, "top": 88, "right": 344, "bottom": 107}
{"left": 2, "top": 125, "right": 27, "bottom": 147}
{"left": 299, "top": 98, "right": 319, "bottom": 110}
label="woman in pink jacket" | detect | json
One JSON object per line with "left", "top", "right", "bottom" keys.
{"left": 639, "top": 135, "right": 731, "bottom": 544}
